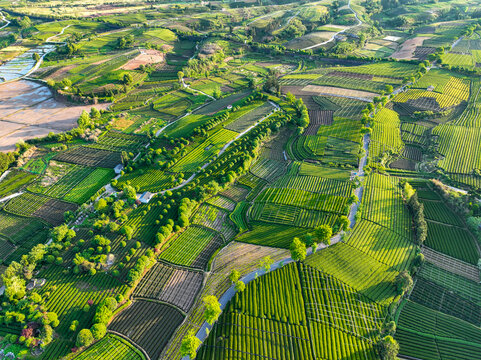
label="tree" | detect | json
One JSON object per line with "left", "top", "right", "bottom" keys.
{"left": 259, "top": 256, "right": 274, "bottom": 272}
{"left": 90, "top": 107, "right": 101, "bottom": 119}
{"left": 33, "top": 52, "right": 40, "bottom": 62}
{"left": 286, "top": 92, "right": 296, "bottom": 104}
{"left": 229, "top": 270, "right": 241, "bottom": 283}
{"left": 91, "top": 323, "right": 107, "bottom": 340}
{"left": 76, "top": 329, "right": 94, "bottom": 348}
{"left": 337, "top": 216, "right": 350, "bottom": 231}
{"left": 4, "top": 276, "right": 26, "bottom": 301}
{"left": 51, "top": 224, "right": 71, "bottom": 242}
{"left": 383, "top": 321, "right": 396, "bottom": 336}
{"left": 385, "top": 84, "right": 393, "bottom": 93}
{"left": 123, "top": 73, "right": 133, "bottom": 85}
{"left": 379, "top": 335, "right": 399, "bottom": 360}
{"left": 235, "top": 280, "right": 246, "bottom": 292}
{"left": 180, "top": 330, "right": 201, "bottom": 359}
{"left": 395, "top": 270, "right": 413, "bottom": 295}
{"left": 122, "top": 225, "right": 134, "bottom": 240}
{"left": 413, "top": 253, "right": 425, "bottom": 267}
{"left": 78, "top": 111, "right": 91, "bottom": 129}
{"left": 314, "top": 224, "right": 332, "bottom": 245}
{"left": 69, "top": 320, "right": 79, "bottom": 332}
{"left": 177, "top": 71, "right": 184, "bottom": 84}
{"left": 94, "top": 198, "right": 108, "bottom": 212}
{"left": 123, "top": 185, "right": 137, "bottom": 200}
{"left": 203, "top": 295, "right": 221, "bottom": 325}
{"left": 403, "top": 182, "right": 415, "bottom": 200}
{"left": 213, "top": 87, "right": 222, "bottom": 99}
{"left": 290, "top": 237, "right": 307, "bottom": 262}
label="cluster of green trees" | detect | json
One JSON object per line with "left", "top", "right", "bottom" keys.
{"left": 178, "top": 198, "right": 198, "bottom": 228}
{"left": 403, "top": 182, "right": 427, "bottom": 245}
{"left": 76, "top": 296, "right": 122, "bottom": 349}
{"left": 285, "top": 92, "right": 309, "bottom": 133}
{"left": 182, "top": 48, "right": 225, "bottom": 78}
{"left": 0, "top": 244, "right": 59, "bottom": 353}
{"left": 127, "top": 251, "right": 155, "bottom": 285}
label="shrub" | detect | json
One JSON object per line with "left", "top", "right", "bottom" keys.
{"left": 90, "top": 323, "right": 107, "bottom": 340}
{"left": 76, "top": 329, "right": 94, "bottom": 348}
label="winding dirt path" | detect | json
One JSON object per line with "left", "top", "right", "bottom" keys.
{"left": 302, "top": 0, "right": 363, "bottom": 51}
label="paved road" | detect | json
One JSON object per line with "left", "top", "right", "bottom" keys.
{"left": 189, "top": 130, "right": 369, "bottom": 358}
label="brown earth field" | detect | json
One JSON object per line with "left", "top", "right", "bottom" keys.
{"left": 390, "top": 36, "right": 430, "bottom": 60}
{"left": 121, "top": 49, "right": 166, "bottom": 70}
{"left": 0, "top": 80, "right": 109, "bottom": 152}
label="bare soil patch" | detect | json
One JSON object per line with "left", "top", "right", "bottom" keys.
{"left": 391, "top": 36, "right": 430, "bottom": 60}
{"left": 121, "top": 49, "right": 165, "bottom": 70}
{"left": 302, "top": 85, "right": 378, "bottom": 101}
{"left": 0, "top": 80, "right": 109, "bottom": 152}
{"left": 43, "top": 64, "right": 76, "bottom": 81}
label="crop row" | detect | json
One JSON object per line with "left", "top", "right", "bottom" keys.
{"left": 38, "top": 265, "right": 128, "bottom": 335}
{"left": 425, "top": 221, "right": 479, "bottom": 265}
{"left": 396, "top": 327, "right": 481, "bottom": 360}
{"left": 5, "top": 192, "right": 50, "bottom": 217}
{"left": 198, "top": 312, "right": 313, "bottom": 360}
{"left": 250, "top": 202, "right": 338, "bottom": 228}
{"left": 337, "top": 62, "right": 418, "bottom": 78}
{"left": 64, "top": 168, "right": 114, "bottom": 204}
{"left": 109, "top": 300, "right": 184, "bottom": 360}
{"left": 422, "top": 246, "right": 480, "bottom": 282}
{"left": 118, "top": 168, "right": 177, "bottom": 193}
{"left": 0, "top": 211, "right": 46, "bottom": 244}
{"left": 54, "top": 147, "right": 122, "bottom": 168}
{"left": 41, "top": 166, "right": 94, "bottom": 199}
{"left": 347, "top": 220, "right": 415, "bottom": 270}
{"left": 370, "top": 108, "right": 404, "bottom": 160}
{"left": 172, "top": 129, "right": 237, "bottom": 173}
{"left": 273, "top": 174, "right": 353, "bottom": 197}
{"left": 95, "top": 130, "right": 148, "bottom": 151}
{"left": 451, "top": 78, "right": 481, "bottom": 127}
{"left": 419, "top": 262, "right": 481, "bottom": 306}
{"left": 0, "top": 170, "right": 36, "bottom": 198}
{"left": 133, "top": 261, "right": 203, "bottom": 312}
{"left": 256, "top": 187, "right": 348, "bottom": 214}
{"left": 361, "top": 185, "right": 412, "bottom": 239}
{"left": 159, "top": 225, "right": 220, "bottom": 269}
{"left": 409, "top": 277, "right": 481, "bottom": 326}
{"left": 434, "top": 124, "right": 481, "bottom": 174}
{"left": 421, "top": 199, "right": 463, "bottom": 226}
{"left": 198, "top": 191, "right": 232, "bottom": 210}
{"left": 225, "top": 102, "right": 273, "bottom": 133}
{"left": 305, "top": 243, "right": 398, "bottom": 306}
{"left": 250, "top": 157, "right": 287, "bottom": 182}
{"left": 300, "top": 263, "right": 385, "bottom": 342}
{"left": 74, "top": 334, "right": 145, "bottom": 360}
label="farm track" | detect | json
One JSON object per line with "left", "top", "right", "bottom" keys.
{"left": 302, "top": 0, "right": 362, "bottom": 51}
{"left": 156, "top": 101, "right": 280, "bottom": 195}
{"left": 0, "top": 9, "right": 10, "bottom": 30}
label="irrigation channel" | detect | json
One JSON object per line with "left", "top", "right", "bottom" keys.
{"left": 302, "top": 0, "right": 363, "bottom": 51}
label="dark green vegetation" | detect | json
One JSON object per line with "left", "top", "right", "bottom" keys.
{"left": 0, "top": 0, "right": 480, "bottom": 359}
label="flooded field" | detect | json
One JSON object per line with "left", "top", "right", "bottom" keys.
{"left": 0, "top": 44, "right": 56, "bottom": 82}
{"left": 0, "top": 80, "right": 107, "bottom": 152}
